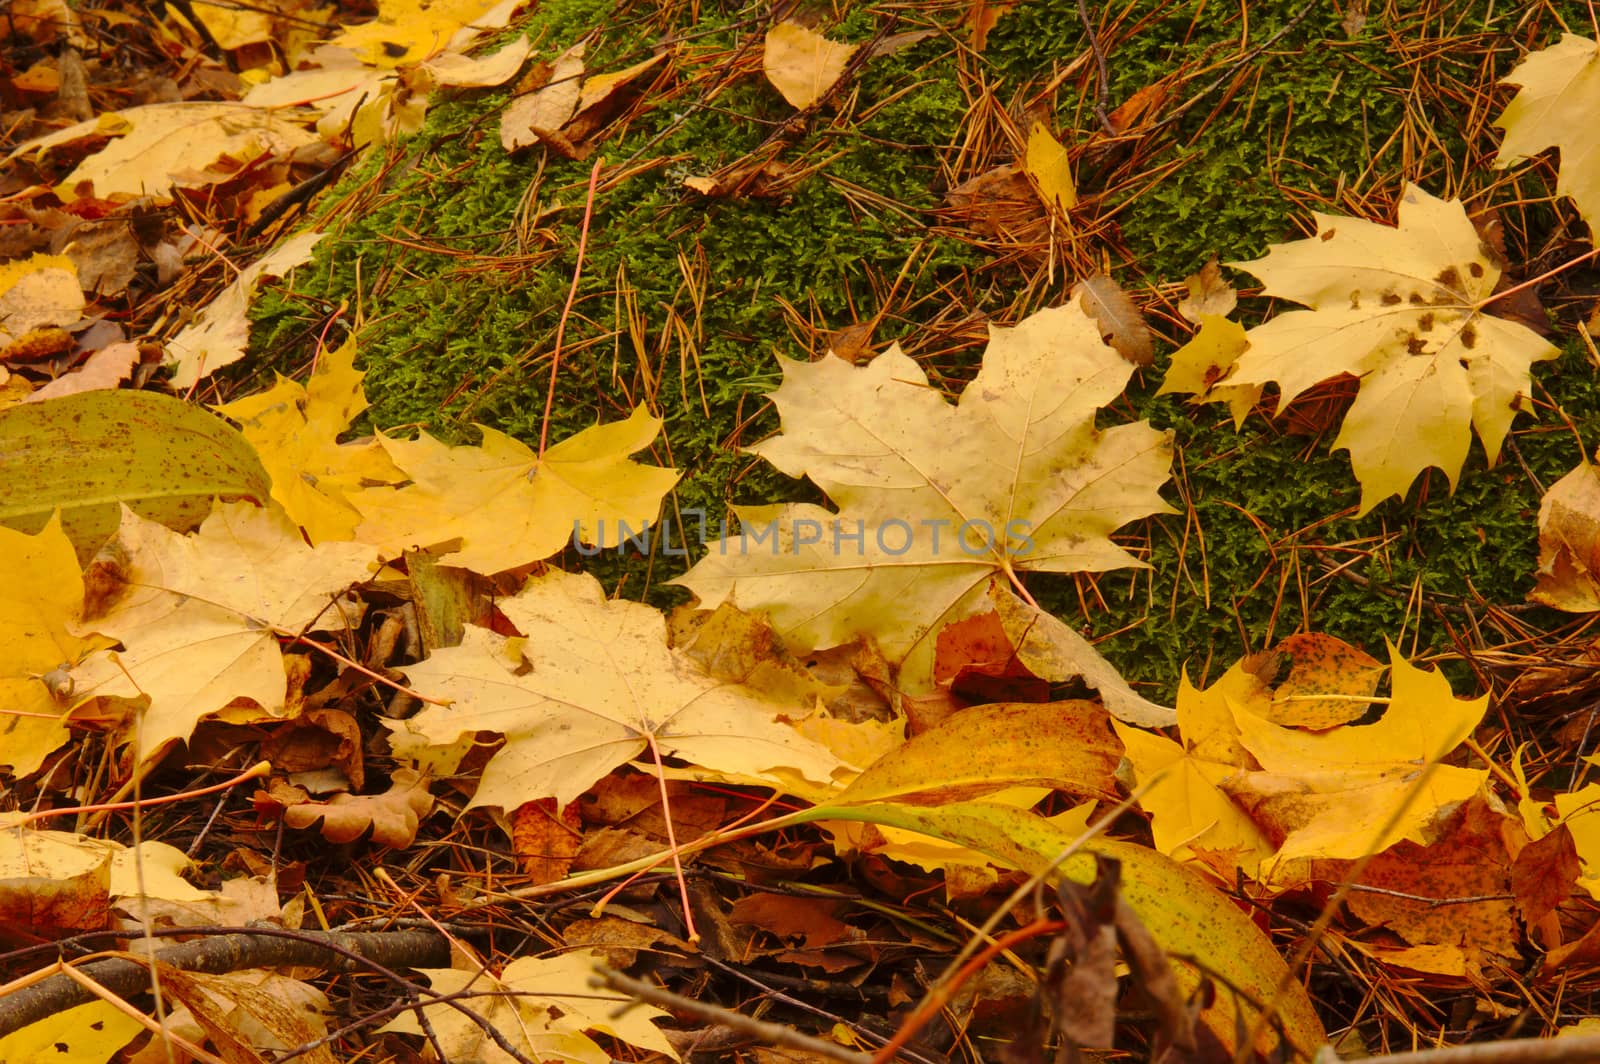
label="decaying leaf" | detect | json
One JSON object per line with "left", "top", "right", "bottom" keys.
{"left": 763, "top": 20, "right": 858, "bottom": 109}
{"left": 0, "top": 252, "right": 83, "bottom": 361}
{"left": 501, "top": 42, "right": 585, "bottom": 150}
{"left": 1531, "top": 453, "right": 1600, "bottom": 611}
{"left": 1072, "top": 272, "right": 1152, "bottom": 366}
{"left": 1222, "top": 184, "right": 1560, "bottom": 513}
{"left": 1495, "top": 34, "right": 1600, "bottom": 242}
{"left": 675, "top": 301, "right": 1173, "bottom": 690}
{"left": 1176, "top": 256, "right": 1236, "bottom": 322}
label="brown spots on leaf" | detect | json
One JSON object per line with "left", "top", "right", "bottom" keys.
{"left": 1468, "top": 262, "right": 1485, "bottom": 278}
{"left": 1320, "top": 228, "right": 1337, "bottom": 241}
{"left": 1435, "top": 265, "right": 1462, "bottom": 290}
{"left": 1407, "top": 336, "right": 1428, "bottom": 356}
{"left": 1461, "top": 322, "right": 1477, "bottom": 349}
{"left": 1417, "top": 312, "right": 1435, "bottom": 332}
{"left": 1380, "top": 291, "right": 1402, "bottom": 306}
{"left": 1349, "top": 291, "right": 1362, "bottom": 310}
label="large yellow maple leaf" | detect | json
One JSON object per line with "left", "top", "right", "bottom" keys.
{"left": 349, "top": 407, "right": 679, "bottom": 574}
{"left": 673, "top": 301, "right": 1173, "bottom": 681}
{"left": 397, "top": 569, "right": 847, "bottom": 811}
{"left": 67, "top": 503, "right": 377, "bottom": 763}
{"left": 1495, "top": 33, "right": 1600, "bottom": 241}
{"left": 1223, "top": 184, "right": 1558, "bottom": 513}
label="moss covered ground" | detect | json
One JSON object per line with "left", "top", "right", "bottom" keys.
{"left": 247, "top": 0, "right": 1600, "bottom": 703}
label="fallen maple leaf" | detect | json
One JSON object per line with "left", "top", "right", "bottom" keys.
{"left": 348, "top": 405, "right": 678, "bottom": 574}
{"left": 216, "top": 338, "right": 405, "bottom": 542}
{"left": 66, "top": 502, "right": 377, "bottom": 763}
{"left": 7, "top": 103, "right": 319, "bottom": 202}
{"left": 674, "top": 301, "right": 1173, "bottom": 688}
{"left": 1157, "top": 314, "right": 1260, "bottom": 427}
{"left": 1221, "top": 184, "right": 1559, "bottom": 512}
{"left": 1495, "top": 34, "right": 1600, "bottom": 241}
{"left": 397, "top": 569, "right": 847, "bottom": 810}
{"left": 0, "top": 515, "right": 111, "bottom": 776}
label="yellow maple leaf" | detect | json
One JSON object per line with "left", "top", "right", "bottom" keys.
{"left": 1223, "top": 184, "right": 1559, "bottom": 513}
{"left": 0, "top": 515, "right": 111, "bottom": 776}
{"left": 1227, "top": 643, "right": 1488, "bottom": 883}
{"left": 330, "top": 0, "right": 516, "bottom": 67}
{"left": 381, "top": 951, "right": 677, "bottom": 1064}
{"left": 1114, "top": 667, "right": 1275, "bottom": 879}
{"left": 348, "top": 406, "right": 678, "bottom": 574}
{"left": 67, "top": 503, "right": 377, "bottom": 763}
{"left": 398, "top": 569, "right": 846, "bottom": 810}
{"left": 1156, "top": 314, "right": 1259, "bottom": 428}
{"left": 1495, "top": 33, "right": 1600, "bottom": 242}
{"left": 674, "top": 301, "right": 1172, "bottom": 686}
{"left": 1529, "top": 452, "right": 1600, "bottom": 612}
{"left": 216, "top": 338, "right": 404, "bottom": 543}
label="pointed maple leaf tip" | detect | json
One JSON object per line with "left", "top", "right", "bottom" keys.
{"left": 672, "top": 301, "right": 1174, "bottom": 661}
{"left": 1224, "top": 184, "right": 1558, "bottom": 514}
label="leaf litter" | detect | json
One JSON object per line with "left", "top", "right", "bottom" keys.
{"left": 10, "top": 2, "right": 1600, "bottom": 1062}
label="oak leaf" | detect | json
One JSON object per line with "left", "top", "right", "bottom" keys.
{"left": 1495, "top": 34, "right": 1600, "bottom": 241}
{"left": 674, "top": 301, "right": 1173, "bottom": 686}
{"left": 1222, "top": 184, "right": 1558, "bottom": 512}
{"left": 397, "top": 569, "right": 847, "bottom": 810}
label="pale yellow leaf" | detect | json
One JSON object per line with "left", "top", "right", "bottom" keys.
{"left": 674, "top": 301, "right": 1172, "bottom": 689}
{"left": 399, "top": 569, "right": 846, "bottom": 810}
{"left": 500, "top": 42, "right": 584, "bottom": 150}
{"left": 1495, "top": 34, "right": 1600, "bottom": 242}
{"left": 66, "top": 502, "right": 377, "bottom": 763}
{"left": 1023, "top": 121, "right": 1075, "bottom": 210}
{"left": 420, "top": 34, "right": 530, "bottom": 88}
{"left": 1530, "top": 453, "right": 1600, "bottom": 611}
{"left": 7, "top": 102, "right": 317, "bottom": 202}
{"left": 763, "top": 20, "right": 858, "bottom": 109}
{"left": 0, "top": 252, "right": 82, "bottom": 351}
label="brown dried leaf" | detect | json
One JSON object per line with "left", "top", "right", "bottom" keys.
{"left": 1073, "top": 273, "right": 1152, "bottom": 366}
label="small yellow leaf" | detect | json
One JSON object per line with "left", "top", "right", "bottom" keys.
{"left": 1023, "top": 121, "right": 1075, "bottom": 210}
{"left": 1156, "top": 314, "right": 1258, "bottom": 427}
{"left": 763, "top": 20, "right": 858, "bottom": 109}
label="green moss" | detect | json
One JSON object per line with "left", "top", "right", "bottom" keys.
{"left": 250, "top": 0, "right": 1600, "bottom": 703}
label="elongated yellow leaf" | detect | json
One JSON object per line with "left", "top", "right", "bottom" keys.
{"left": 0, "top": 390, "right": 271, "bottom": 558}
{"left": 814, "top": 799, "right": 1326, "bottom": 1062}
